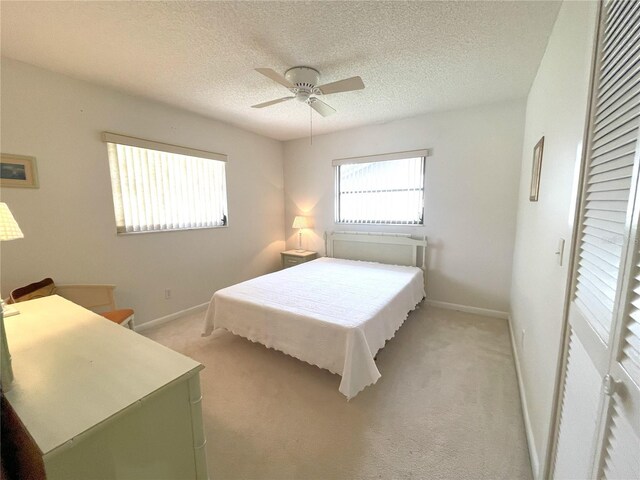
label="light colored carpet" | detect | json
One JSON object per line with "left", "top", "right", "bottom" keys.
{"left": 143, "top": 304, "right": 532, "bottom": 480}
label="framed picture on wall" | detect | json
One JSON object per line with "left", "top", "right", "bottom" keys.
{"left": 529, "top": 136, "right": 544, "bottom": 202}
{"left": 0, "top": 154, "right": 39, "bottom": 188}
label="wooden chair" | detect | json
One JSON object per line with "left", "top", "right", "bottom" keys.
{"left": 55, "top": 284, "right": 135, "bottom": 330}
{"left": 9, "top": 279, "right": 135, "bottom": 330}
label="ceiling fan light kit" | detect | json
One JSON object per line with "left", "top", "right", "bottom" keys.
{"left": 251, "top": 66, "right": 365, "bottom": 118}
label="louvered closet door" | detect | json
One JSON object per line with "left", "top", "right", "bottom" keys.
{"left": 597, "top": 224, "right": 640, "bottom": 480}
{"left": 553, "top": 1, "right": 640, "bottom": 478}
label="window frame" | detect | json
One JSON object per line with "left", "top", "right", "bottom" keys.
{"left": 103, "top": 132, "right": 229, "bottom": 235}
{"left": 333, "top": 150, "right": 429, "bottom": 226}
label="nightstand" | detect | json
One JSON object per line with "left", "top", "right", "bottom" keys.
{"left": 281, "top": 250, "right": 318, "bottom": 269}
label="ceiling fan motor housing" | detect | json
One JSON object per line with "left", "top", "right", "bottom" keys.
{"left": 285, "top": 66, "right": 320, "bottom": 102}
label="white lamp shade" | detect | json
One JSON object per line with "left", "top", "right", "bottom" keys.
{"left": 292, "top": 215, "right": 308, "bottom": 229}
{"left": 0, "top": 203, "right": 24, "bottom": 241}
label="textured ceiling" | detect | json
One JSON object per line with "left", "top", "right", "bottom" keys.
{"left": 1, "top": 1, "right": 561, "bottom": 141}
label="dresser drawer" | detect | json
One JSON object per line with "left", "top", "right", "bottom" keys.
{"left": 285, "top": 257, "right": 303, "bottom": 267}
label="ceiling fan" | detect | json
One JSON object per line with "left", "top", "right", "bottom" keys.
{"left": 251, "top": 66, "right": 365, "bottom": 117}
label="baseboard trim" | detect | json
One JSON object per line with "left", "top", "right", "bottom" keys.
{"left": 135, "top": 302, "right": 209, "bottom": 332}
{"left": 425, "top": 300, "right": 509, "bottom": 319}
{"left": 507, "top": 315, "right": 539, "bottom": 479}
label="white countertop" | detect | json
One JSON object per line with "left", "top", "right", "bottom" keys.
{"left": 4, "top": 295, "right": 202, "bottom": 456}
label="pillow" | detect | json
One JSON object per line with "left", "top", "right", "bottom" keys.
{"left": 10, "top": 278, "right": 57, "bottom": 303}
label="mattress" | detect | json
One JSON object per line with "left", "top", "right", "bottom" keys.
{"left": 202, "top": 257, "right": 425, "bottom": 399}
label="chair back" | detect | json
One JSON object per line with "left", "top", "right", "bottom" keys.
{"left": 55, "top": 285, "right": 117, "bottom": 314}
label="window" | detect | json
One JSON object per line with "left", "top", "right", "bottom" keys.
{"left": 103, "top": 132, "right": 228, "bottom": 234}
{"left": 334, "top": 150, "right": 428, "bottom": 225}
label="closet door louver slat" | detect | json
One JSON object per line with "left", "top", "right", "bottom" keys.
{"left": 601, "top": 396, "right": 640, "bottom": 480}
{"left": 580, "top": 249, "right": 620, "bottom": 281}
{"left": 553, "top": 331, "right": 603, "bottom": 479}
{"left": 590, "top": 152, "right": 637, "bottom": 175}
{"left": 604, "top": 0, "right": 637, "bottom": 40}
{"left": 587, "top": 188, "right": 632, "bottom": 200}
{"left": 600, "top": 31, "right": 639, "bottom": 90}
{"left": 574, "top": 0, "right": 640, "bottom": 342}
{"left": 620, "top": 254, "right": 640, "bottom": 384}
{"left": 600, "top": 8, "right": 640, "bottom": 83}
{"left": 598, "top": 81, "right": 640, "bottom": 130}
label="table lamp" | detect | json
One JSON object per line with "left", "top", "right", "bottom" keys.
{"left": 292, "top": 215, "right": 308, "bottom": 252}
{"left": 1, "top": 202, "right": 24, "bottom": 392}
{"left": 0, "top": 202, "right": 24, "bottom": 241}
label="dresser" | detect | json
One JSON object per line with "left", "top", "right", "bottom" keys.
{"left": 1, "top": 295, "right": 208, "bottom": 480}
{"left": 280, "top": 250, "right": 318, "bottom": 269}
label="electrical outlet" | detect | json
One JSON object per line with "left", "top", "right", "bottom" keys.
{"left": 164, "top": 288, "right": 171, "bottom": 300}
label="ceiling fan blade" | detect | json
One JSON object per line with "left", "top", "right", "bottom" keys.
{"left": 317, "top": 76, "right": 365, "bottom": 95}
{"left": 255, "top": 68, "right": 294, "bottom": 89}
{"left": 251, "top": 97, "right": 295, "bottom": 108}
{"left": 309, "top": 98, "right": 336, "bottom": 117}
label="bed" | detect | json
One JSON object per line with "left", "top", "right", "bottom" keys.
{"left": 202, "top": 232, "right": 428, "bottom": 399}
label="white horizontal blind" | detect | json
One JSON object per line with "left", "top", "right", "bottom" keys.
{"left": 574, "top": 0, "right": 640, "bottom": 341}
{"left": 336, "top": 156, "right": 425, "bottom": 225}
{"left": 601, "top": 396, "right": 640, "bottom": 480}
{"left": 107, "top": 142, "right": 228, "bottom": 233}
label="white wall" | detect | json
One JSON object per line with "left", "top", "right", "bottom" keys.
{"left": 0, "top": 59, "right": 285, "bottom": 326}
{"left": 509, "top": 1, "right": 597, "bottom": 477}
{"left": 283, "top": 100, "right": 525, "bottom": 314}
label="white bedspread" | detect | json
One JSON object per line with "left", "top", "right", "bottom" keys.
{"left": 202, "top": 257, "right": 425, "bottom": 399}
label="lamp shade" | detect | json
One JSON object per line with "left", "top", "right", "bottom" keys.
{"left": 292, "top": 216, "right": 308, "bottom": 229}
{"left": 0, "top": 203, "right": 24, "bottom": 241}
